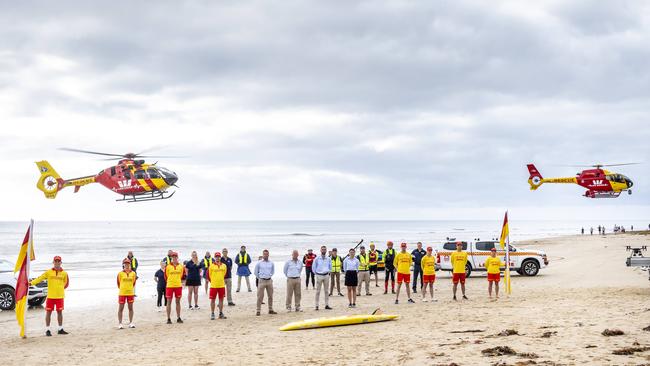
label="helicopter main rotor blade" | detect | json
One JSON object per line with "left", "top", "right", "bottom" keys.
{"left": 137, "top": 155, "right": 189, "bottom": 159}
{"left": 59, "top": 148, "right": 124, "bottom": 157}
{"left": 597, "top": 163, "right": 641, "bottom": 167}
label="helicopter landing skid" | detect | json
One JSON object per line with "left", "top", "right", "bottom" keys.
{"left": 117, "top": 190, "right": 175, "bottom": 203}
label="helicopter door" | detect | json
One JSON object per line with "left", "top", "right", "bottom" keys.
{"left": 134, "top": 169, "right": 147, "bottom": 180}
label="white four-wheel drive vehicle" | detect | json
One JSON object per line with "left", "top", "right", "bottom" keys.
{"left": 0, "top": 259, "right": 48, "bottom": 311}
{"left": 436, "top": 240, "right": 549, "bottom": 277}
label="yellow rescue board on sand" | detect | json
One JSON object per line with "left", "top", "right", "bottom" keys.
{"left": 279, "top": 313, "right": 398, "bottom": 331}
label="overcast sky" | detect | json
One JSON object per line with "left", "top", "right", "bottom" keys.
{"left": 1, "top": 1, "right": 648, "bottom": 221}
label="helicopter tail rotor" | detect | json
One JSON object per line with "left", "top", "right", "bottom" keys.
{"left": 527, "top": 164, "right": 544, "bottom": 190}
{"left": 35, "top": 161, "right": 64, "bottom": 199}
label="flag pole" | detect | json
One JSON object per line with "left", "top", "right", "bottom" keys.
{"left": 506, "top": 230, "right": 511, "bottom": 295}
{"left": 24, "top": 219, "right": 34, "bottom": 338}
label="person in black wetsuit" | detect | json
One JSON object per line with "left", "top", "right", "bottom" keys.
{"left": 383, "top": 241, "right": 396, "bottom": 294}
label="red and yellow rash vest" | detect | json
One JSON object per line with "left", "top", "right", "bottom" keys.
{"left": 421, "top": 255, "right": 436, "bottom": 276}
{"left": 165, "top": 264, "right": 185, "bottom": 288}
{"left": 207, "top": 262, "right": 227, "bottom": 289}
{"left": 31, "top": 268, "right": 69, "bottom": 299}
{"left": 117, "top": 270, "right": 137, "bottom": 296}
{"left": 450, "top": 251, "right": 468, "bottom": 274}
{"left": 394, "top": 252, "right": 412, "bottom": 275}
{"left": 485, "top": 257, "right": 504, "bottom": 274}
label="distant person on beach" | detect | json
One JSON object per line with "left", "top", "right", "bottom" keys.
{"left": 485, "top": 248, "right": 504, "bottom": 300}
{"left": 394, "top": 243, "right": 415, "bottom": 304}
{"left": 126, "top": 251, "right": 138, "bottom": 273}
{"left": 254, "top": 249, "right": 277, "bottom": 316}
{"left": 598, "top": 225, "right": 601, "bottom": 234}
{"left": 154, "top": 261, "right": 167, "bottom": 310}
{"left": 590, "top": 227, "right": 594, "bottom": 235}
{"left": 207, "top": 252, "right": 227, "bottom": 320}
{"left": 303, "top": 249, "right": 316, "bottom": 289}
{"left": 368, "top": 242, "right": 380, "bottom": 287}
{"left": 329, "top": 248, "right": 344, "bottom": 297}
{"left": 202, "top": 251, "right": 212, "bottom": 294}
{"left": 451, "top": 242, "right": 469, "bottom": 301}
{"left": 30, "top": 256, "right": 69, "bottom": 336}
{"left": 411, "top": 242, "right": 426, "bottom": 293}
{"left": 343, "top": 248, "right": 359, "bottom": 308}
{"left": 356, "top": 246, "right": 372, "bottom": 296}
{"left": 313, "top": 245, "right": 332, "bottom": 310}
{"left": 420, "top": 246, "right": 436, "bottom": 302}
{"left": 165, "top": 252, "right": 185, "bottom": 324}
{"left": 184, "top": 251, "right": 204, "bottom": 310}
{"left": 581, "top": 227, "right": 584, "bottom": 235}
{"left": 284, "top": 249, "right": 303, "bottom": 312}
{"left": 383, "top": 241, "right": 396, "bottom": 294}
{"left": 235, "top": 246, "right": 252, "bottom": 292}
{"left": 163, "top": 250, "right": 173, "bottom": 265}
{"left": 221, "top": 248, "right": 235, "bottom": 306}
{"left": 117, "top": 258, "right": 137, "bottom": 329}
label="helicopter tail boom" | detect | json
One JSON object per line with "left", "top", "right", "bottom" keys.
{"left": 36, "top": 160, "right": 97, "bottom": 199}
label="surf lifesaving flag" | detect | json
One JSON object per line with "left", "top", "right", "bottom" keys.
{"left": 14, "top": 220, "right": 35, "bottom": 338}
{"left": 499, "top": 212, "right": 512, "bottom": 295}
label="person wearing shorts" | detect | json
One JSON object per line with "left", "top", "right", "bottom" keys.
{"left": 450, "top": 242, "right": 468, "bottom": 301}
{"left": 343, "top": 248, "right": 360, "bottom": 308}
{"left": 117, "top": 258, "right": 137, "bottom": 329}
{"left": 420, "top": 247, "right": 437, "bottom": 302}
{"left": 31, "top": 256, "right": 70, "bottom": 336}
{"left": 164, "top": 252, "right": 185, "bottom": 324}
{"left": 207, "top": 252, "right": 228, "bottom": 319}
{"left": 184, "top": 251, "right": 204, "bottom": 310}
{"left": 485, "top": 248, "right": 505, "bottom": 299}
{"left": 393, "top": 243, "right": 415, "bottom": 304}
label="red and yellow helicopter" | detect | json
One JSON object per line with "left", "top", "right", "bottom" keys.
{"left": 527, "top": 163, "right": 635, "bottom": 198}
{"left": 36, "top": 148, "right": 179, "bottom": 202}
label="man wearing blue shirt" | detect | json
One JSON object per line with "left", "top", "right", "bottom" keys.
{"left": 254, "top": 249, "right": 277, "bottom": 316}
{"left": 283, "top": 250, "right": 303, "bottom": 312}
{"left": 312, "top": 245, "right": 332, "bottom": 310}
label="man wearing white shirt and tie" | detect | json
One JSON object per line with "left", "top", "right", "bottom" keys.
{"left": 312, "top": 245, "right": 332, "bottom": 310}
{"left": 254, "top": 249, "right": 277, "bottom": 316}
{"left": 283, "top": 250, "right": 303, "bottom": 312}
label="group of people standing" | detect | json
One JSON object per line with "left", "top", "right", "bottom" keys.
{"left": 28, "top": 241, "right": 507, "bottom": 336}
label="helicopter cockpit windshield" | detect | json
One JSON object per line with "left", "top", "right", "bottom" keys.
{"left": 156, "top": 167, "right": 178, "bottom": 185}
{"left": 606, "top": 174, "right": 627, "bottom": 183}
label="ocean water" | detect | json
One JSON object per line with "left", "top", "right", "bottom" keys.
{"left": 0, "top": 220, "right": 646, "bottom": 308}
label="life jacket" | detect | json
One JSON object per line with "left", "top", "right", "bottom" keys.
{"left": 237, "top": 253, "right": 250, "bottom": 265}
{"left": 384, "top": 248, "right": 396, "bottom": 267}
{"left": 369, "top": 251, "right": 378, "bottom": 265}
{"left": 129, "top": 257, "right": 138, "bottom": 271}
{"left": 203, "top": 257, "right": 211, "bottom": 269}
{"left": 304, "top": 253, "right": 316, "bottom": 267}
{"left": 358, "top": 253, "right": 370, "bottom": 271}
{"left": 331, "top": 256, "right": 342, "bottom": 273}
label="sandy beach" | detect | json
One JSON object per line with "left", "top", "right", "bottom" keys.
{"left": 1, "top": 233, "right": 649, "bottom": 365}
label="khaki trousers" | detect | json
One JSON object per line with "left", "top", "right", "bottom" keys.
{"left": 286, "top": 277, "right": 301, "bottom": 310}
{"left": 256, "top": 279, "right": 274, "bottom": 312}
{"left": 329, "top": 272, "right": 341, "bottom": 295}
{"left": 224, "top": 278, "right": 233, "bottom": 303}
{"left": 315, "top": 274, "right": 330, "bottom": 307}
{"left": 357, "top": 270, "right": 370, "bottom": 295}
